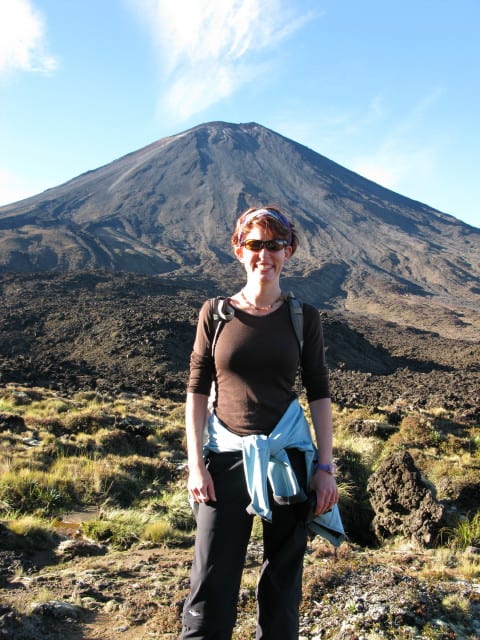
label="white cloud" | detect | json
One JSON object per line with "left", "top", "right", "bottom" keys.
{"left": 130, "top": 0, "right": 313, "bottom": 121}
{"left": 0, "top": 0, "right": 57, "bottom": 75}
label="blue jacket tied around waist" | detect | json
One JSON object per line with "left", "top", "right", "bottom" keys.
{"left": 204, "top": 398, "right": 345, "bottom": 547}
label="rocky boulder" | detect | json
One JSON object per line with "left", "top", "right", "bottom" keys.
{"left": 56, "top": 539, "right": 108, "bottom": 560}
{"left": 367, "top": 450, "right": 444, "bottom": 547}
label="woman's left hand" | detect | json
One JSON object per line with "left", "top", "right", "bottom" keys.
{"left": 310, "top": 469, "right": 339, "bottom": 515}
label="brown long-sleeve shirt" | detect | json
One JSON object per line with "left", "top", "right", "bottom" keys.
{"left": 187, "top": 299, "right": 330, "bottom": 436}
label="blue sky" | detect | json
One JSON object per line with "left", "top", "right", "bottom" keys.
{"left": 0, "top": 0, "right": 479, "bottom": 229}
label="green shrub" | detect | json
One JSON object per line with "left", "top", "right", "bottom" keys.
{"left": 142, "top": 518, "right": 175, "bottom": 543}
{"left": 82, "top": 508, "right": 189, "bottom": 549}
{"left": 448, "top": 510, "right": 480, "bottom": 549}
{"left": 82, "top": 509, "right": 148, "bottom": 549}
{"left": 159, "top": 489, "right": 195, "bottom": 531}
{"left": 0, "top": 469, "right": 77, "bottom": 516}
{"left": 100, "top": 471, "right": 141, "bottom": 507}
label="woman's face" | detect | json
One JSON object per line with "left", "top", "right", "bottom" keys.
{"left": 235, "top": 223, "right": 292, "bottom": 284}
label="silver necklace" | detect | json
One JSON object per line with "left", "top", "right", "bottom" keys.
{"left": 240, "top": 288, "right": 283, "bottom": 312}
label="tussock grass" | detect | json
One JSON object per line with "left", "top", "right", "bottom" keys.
{"left": 0, "top": 467, "right": 77, "bottom": 516}
{"left": 82, "top": 508, "right": 190, "bottom": 549}
{"left": 82, "top": 508, "right": 149, "bottom": 549}
{"left": 251, "top": 515, "right": 263, "bottom": 541}
{"left": 335, "top": 435, "right": 384, "bottom": 471}
{"left": 48, "top": 454, "right": 114, "bottom": 503}
{"left": 333, "top": 404, "right": 388, "bottom": 429}
{"left": 469, "top": 427, "right": 480, "bottom": 453}
{"left": 457, "top": 551, "right": 480, "bottom": 580}
{"left": 0, "top": 384, "right": 479, "bottom": 562}
{"left": 0, "top": 383, "right": 183, "bottom": 519}
{"left": 0, "top": 398, "right": 14, "bottom": 413}
{"left": 143, "top": 519, "right": 176, "bottom": 543}
{"left": 4, "top": 515, "right": 58, "bottom": 550}
{"left": 418, "top": 546, "right": 480, "bottom": 581}
{"left": 155, "top": 488, "right": 196, "bottom": 532}
{"left": 447, "top": 510, "right": 480, "bottom": 549}
{"left": 1, "top": 392, "right": 71, "bottom": 418}
{"left": 387, "top": 414, "right": 437, "bottom": 450}
{"left": 62, "top": 410, "right": 112, "bottom": 435}
{"left": 441, "top": 592, "right": 472, "bottom": 621}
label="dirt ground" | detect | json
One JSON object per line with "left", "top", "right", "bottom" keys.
{"left": 1, "top": 534, "right": 479, "bottom": 639}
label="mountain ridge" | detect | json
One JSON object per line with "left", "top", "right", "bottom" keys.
{"left": 0, "top": 121, "right": 479, "bottom": 339}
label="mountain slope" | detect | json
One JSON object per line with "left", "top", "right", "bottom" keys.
{"left": 0, "top": 121, "right": 479, "bottom": 338}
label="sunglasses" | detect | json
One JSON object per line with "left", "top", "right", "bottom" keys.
{"left": 241, "top": 239, "right": 288, "bottom": 252}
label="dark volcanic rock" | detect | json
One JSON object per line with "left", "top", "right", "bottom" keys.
{"left": 367, "top": 450, "right": 445, "bottom": 547}
{"left": 0, "top": 272, "right": 479, "bottom": 416}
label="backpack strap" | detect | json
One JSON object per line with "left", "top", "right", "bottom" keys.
{"left": 286, "top": 291, "right": 304, "bottom": 356}
{"left": 208, "top": 297, "right": 234, "bottom": 411}
{"left": 210, "top": 293, "right": 304, "bottom": 357}
{"left": 210, "top": 296, "right": 235, "bottom": 357}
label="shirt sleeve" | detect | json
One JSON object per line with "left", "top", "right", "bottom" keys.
{"left": 300, "top": 303, "right": 331, "bottom": 402}
{"left": 187, "top": 300, "right": 215, "bottom": 395}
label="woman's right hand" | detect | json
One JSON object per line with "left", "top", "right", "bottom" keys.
{"left": 185, "top": 393, "right": 216, "bottom": 503}
{"left": 187, "top": 462, "right": 217, "bottom": 503}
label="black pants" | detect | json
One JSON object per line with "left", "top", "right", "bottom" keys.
{"left": 181, "top": 449, "right": 308, "bottom": 640}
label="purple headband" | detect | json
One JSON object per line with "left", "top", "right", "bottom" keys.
{"left": 238, "top": 208, "right": 293, "bottom": 244}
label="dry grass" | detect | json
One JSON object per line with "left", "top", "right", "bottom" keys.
{"left": 0, "top": 383, "right": 478, "bottom": 640}
{"left": 4, "top": 515, "right": 59, "bottom": 550}
{"left": 0, "top": 383, "right": 479, "bottom": 564}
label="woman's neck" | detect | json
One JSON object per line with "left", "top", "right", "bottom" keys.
{"left": 240, "top": 285, "right": 283, "bottom": 312}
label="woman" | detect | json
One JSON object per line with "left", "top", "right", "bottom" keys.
{"left": 182, "top": 206, "right": 338, "bottom": 640}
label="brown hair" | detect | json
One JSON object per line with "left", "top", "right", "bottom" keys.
{"left": 231, "top": 205, "right": 299, "bottom": 255}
